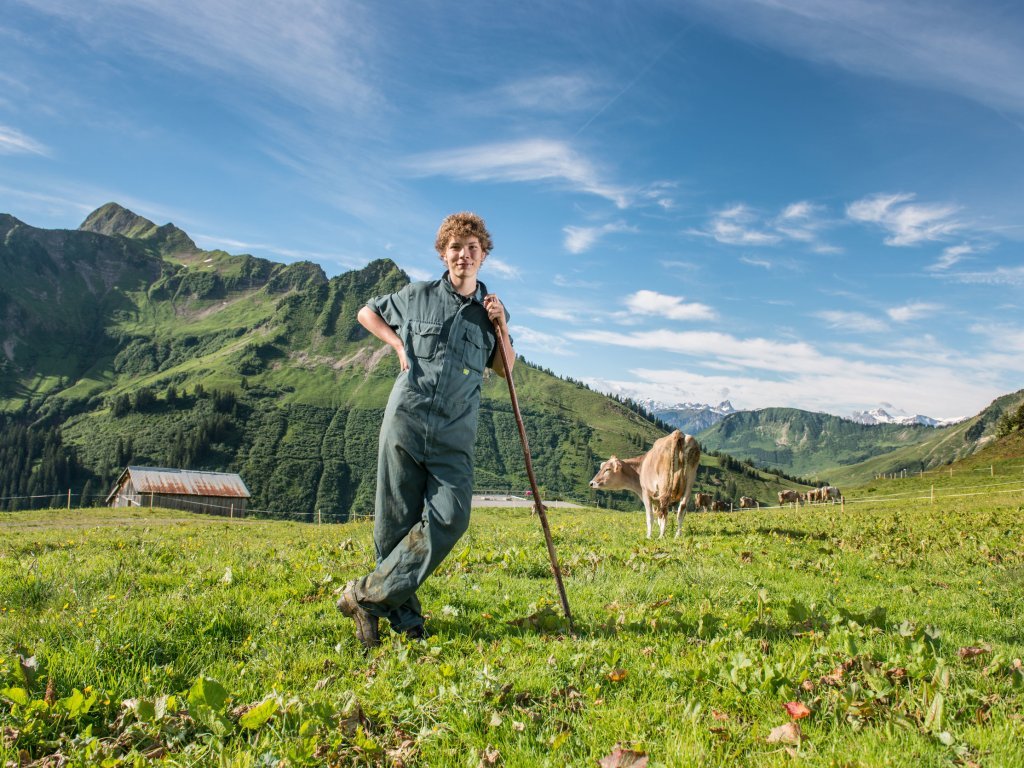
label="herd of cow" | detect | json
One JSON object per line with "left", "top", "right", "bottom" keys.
{"left": 588, "top": 429, "right": 843, "bottom": 539}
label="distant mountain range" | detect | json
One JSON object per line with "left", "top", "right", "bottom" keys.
{"left": 636, "top": 399, "right": 737, "bottom": 434}
{"left": 640, "top": 398, "right": 952, "bottom": 432}
{"left": 848, "top": 407, "right": 958, "bottom": 427}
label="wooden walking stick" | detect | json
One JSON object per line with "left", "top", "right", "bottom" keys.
{"left": 492, "top": 323, "right": 574, "bottom": 632}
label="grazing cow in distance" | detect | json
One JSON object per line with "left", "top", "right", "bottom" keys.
{"left": 694, "top": 492, "right": 713, "bottom": 512}
{"left": 589, "top": 430, "right": 701, "bottom": 538}
{"left": 739, "top": 496, "right": 757, "bottom": 509}
{"left": 710, "top": 499, "right": 728, "bottom": 512}
{"left": 823, "top": 486, "right": 842, "bottom": 503}
{"left": 806, "top": 488, "right": 823, "bottom": 504}
{"left": 778, "top": 489, "right": 800, "bottom": 507}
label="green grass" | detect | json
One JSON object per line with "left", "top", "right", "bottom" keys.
{"left": 2, "top": 461, "right": 1022, "bottom": 767}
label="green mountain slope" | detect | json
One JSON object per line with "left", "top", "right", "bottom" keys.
{"left": 824, "top": 388, "right": 1024, "bottom": 486}
{"left": 697, "top": 407, "right": 936, "bottom": 479}
{"left": 697, "top": 391, "right": 1024, "bottom": 488}
{"left": 0, "top": 204, "right": 808, "bottom": 518}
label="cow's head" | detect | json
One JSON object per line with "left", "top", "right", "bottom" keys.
{"left": 589, "top": 456, "right": 622, "bottom": 489}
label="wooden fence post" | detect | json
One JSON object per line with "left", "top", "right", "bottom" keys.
{"left": 67, "top": 488, "right": 71, "bottom": 510}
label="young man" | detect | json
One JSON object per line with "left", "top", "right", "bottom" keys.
{"left": 337, "top": 212, "right": 514, "bottom": 648}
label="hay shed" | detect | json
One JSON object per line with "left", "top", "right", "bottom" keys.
{"left": 105, "top": 466, "right": 251, "bottom": 517}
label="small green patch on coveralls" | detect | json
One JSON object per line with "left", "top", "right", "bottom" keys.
{"left": 352, "top": 274, "right": 506, "bottom": 633}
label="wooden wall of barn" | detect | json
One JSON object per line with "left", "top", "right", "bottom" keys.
{"left": 150, "top": 494, "right": 247, "bottom": 517}
{"left": 112, "top": 491, "right": 247, "bottom": 517}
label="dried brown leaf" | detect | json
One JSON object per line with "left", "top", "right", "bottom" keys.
{"left": 314, "top": 675, "right": 336, "bottom": 691}
{"left": 957, "top": 646, "right": 990, "bottom": 660}
{"left": 478, "top": 744, "right": 500, "bottom": 766}
{"left": 598, "top": 744, "right": 649, "bottom": 768}
{"left": 387, "top": 738, "right": 417, "bottom": 768}
{"left": 766, "top": 721, "right": 802, "bottom": 744}
{"left": 711, "top": 709, "right": 729, "bottom": 721}
{"left": 607, "top": 668, "right": 628, "bottom": 682}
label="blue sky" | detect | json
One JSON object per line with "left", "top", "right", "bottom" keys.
{"left": 2, "top": 0, "right": 1023, "bottom": 421}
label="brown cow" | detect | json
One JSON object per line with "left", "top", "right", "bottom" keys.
{"left": 694, "top": 492, "right": 713, "bottom": 512}
{"left": 739, "top": 496, "right": 757, "bottom": 509}
{"left": 806, "top": 488, "right": 823, "bottom": 504}
{"left": 589, "top": 430, "right": 701, "bottom": 538}
{"left": 778, "top": 489, "right": 800, "bottom": 507}
{"left": 710, "top": 499, "right": 728, "bottom": 512}
{"left": 822, "top": 486, "right": 842, "bottom": 503}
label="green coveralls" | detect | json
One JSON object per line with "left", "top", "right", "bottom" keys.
{"left": 351, "top": 274, "right": 507, "bottom": 633}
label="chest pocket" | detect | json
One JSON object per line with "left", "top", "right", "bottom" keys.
{"left": 407, "top": 320, "right": 443, "bottom": 360}
{"left": 462, "top": 324, "right": 489, "bottom": 374}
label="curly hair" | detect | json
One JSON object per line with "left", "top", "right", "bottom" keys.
{"left": 434, "top": 212, "right": 493, "bottom": 256}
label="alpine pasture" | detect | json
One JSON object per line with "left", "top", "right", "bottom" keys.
{"left": 1, "top": 450, "right": 1022, "bottom": 767}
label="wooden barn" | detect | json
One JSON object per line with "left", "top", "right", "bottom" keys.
{"left": 106, "top": 466, "right": 251, "bottom": 517}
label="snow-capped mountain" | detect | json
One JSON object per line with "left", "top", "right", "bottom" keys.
{"left": 637, "top": 399, "right": 737, "bottom": 434}
{"left": 850, "top": 407, "right": 942, "bottom": 427}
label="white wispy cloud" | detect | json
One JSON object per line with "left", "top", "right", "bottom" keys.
{"left": 685, "top": 0, "right": 1024, "bottom": 116}
{"left": 815, "top": 310, "right": 889, "bottom": 333}
{"left": 740, "top": 256, "right": 773, "bottom": 269}
{"left": 624, "top": 290, "right": 717, "bottom": 321}
{"left": 525, "top": 295, "right": 609, "bottom": 326}
{"left": 404, "top": 139, "right": 629, "bottom": 208}
{"left": 690, "top": 200, "right": 838, "bottom": 251}
{"left": 886, "top": 302, "right": 942, "bottom": 322}
{"left": 0, "top": 125, "right": 49, "bottom": 156}
{"left": 553, "top": 273, "right": 602, "bottom": 290}
{"left": 492, "top": 74, "right": 599, "bottom": 113}
{"left": 692, "top": 204, "right": 781, "bottom": 246}
{"left": 846, "top": 192, "right": 961, "bottom": 246}
{"left": 566, "top": 328, "right": 827, "bottom": 371}
{"left": 508, "top": 324, "right": 574, "bottom": 356}
{"left": 968, "top": 322, "right": 1024, "bottom": 354}
{"left": 485, "top": 257, "right": 521, "bottom": 280}
{"left": 20, "top": 0, "right": 382, "bottom": 117}
{"left": 773, "top": 200, "right": 840, "bottom": 253}
{"left": 562, "top": 221, "right": 634, "bottom": 253}
{"left": 945, "top": 265, "right": 1024, "bottom": 285}
{"left": 928, "top": 243, "right": 979, "bottom": 271}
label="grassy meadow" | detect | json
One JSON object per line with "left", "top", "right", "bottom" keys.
{"left": 1, "top": 461, "right": 1022, "bottom": 767}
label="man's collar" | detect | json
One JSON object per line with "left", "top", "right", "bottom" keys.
{"left": 442, "top": 272, "right": 487, "bottom": 302}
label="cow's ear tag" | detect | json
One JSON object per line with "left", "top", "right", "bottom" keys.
{"left": 463, "top": 368, "right": 470, "bottom": 375}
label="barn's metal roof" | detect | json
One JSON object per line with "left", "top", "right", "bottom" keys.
{"left": 109, "top": 466, "right": 251, "bottom": 500}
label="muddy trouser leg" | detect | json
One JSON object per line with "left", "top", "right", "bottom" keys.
{"left": 356, "top": 446, "right": 472, "bottom": 633}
